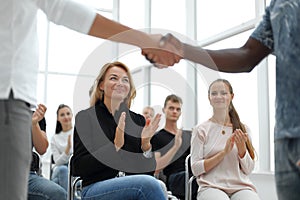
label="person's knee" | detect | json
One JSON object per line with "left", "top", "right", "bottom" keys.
{"left": 48, "top": 186, "right": 67, "bottom": 200}
{"left": 138, "top": 175, "right": 162, "bottom": 190}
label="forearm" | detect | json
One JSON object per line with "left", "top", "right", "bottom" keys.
{"left": 141, "top": 138, "right": 152, "bottom": 152}
{"left": 203, "top": 150, "right": 226, "bottom": 173}
{"left": 155, "top": 146, "right": 179, "bottom": 171}
{"left": 182, "top": 38, "right": 271, "bottom": 72}
{"left": 89, "top": 14, "right": 151, "bottom": 48}
{"left": 32, "top": 124, "right": 48, "bottom": 155}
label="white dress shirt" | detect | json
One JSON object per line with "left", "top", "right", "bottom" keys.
{"left": 0, "top": 0, "right": 96, "bottom": 105}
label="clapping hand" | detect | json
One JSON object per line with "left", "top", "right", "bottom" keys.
{"left": 173, "top": 128, "right": 183, "bottom": 150}
{"left": 234, "top": 129, "right": 248, "bottom": 158}
{"left": 141, "top": 113, "right": 161, "bottom": 151}
{"left": 114, "top": 112, "right": 126, "bottom": 151}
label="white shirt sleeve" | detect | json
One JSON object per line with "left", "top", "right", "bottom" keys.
{"left": 31, "top": 0, "right": 96, "bottom": 34}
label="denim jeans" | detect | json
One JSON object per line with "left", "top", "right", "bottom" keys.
{"left": 81, "top": 175, "right": 166, "bottom": 200}
{"left": 275, "top": 138, "right": 300, "bottom": 200}
{"left": 51, "top": 165, "right": 68, "bottom": 191}
{"left": 28, "top": 172, "right": 67, "bottom": 200}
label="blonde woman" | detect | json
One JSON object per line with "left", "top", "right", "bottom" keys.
{"left": 73, "top": 61, "right": 166, "bottom": 200}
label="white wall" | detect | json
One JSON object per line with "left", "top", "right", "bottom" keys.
{"left": 250, "top": 173, "right": 278, "bottom": 200}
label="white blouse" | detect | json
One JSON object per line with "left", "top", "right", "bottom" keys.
{"left": 191, "top": 120, "right": 257, "bottom": 194}
{"left": 50, "top": 128, "right": 74, "bottom": 166}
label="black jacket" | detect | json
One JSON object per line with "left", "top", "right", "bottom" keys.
{"left": 73, "top": 100, "right": 156, "bottom": 187}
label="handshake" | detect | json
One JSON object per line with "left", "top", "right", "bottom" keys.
{"left": 141, "top": 33, "right": 184, "bottom": 68}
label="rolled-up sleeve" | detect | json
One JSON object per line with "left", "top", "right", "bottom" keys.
{"left": 239, "top": 126, "right": 255, "bottom": 175}
{"left": 251, "top": 5, "right": 274, "bottom": 51}
{"left": 238, "top": 151, "right": 255, "bottom": 175}
{"left": 32, "top": 0, "right": 96, "bottom": 34}
{"left": 191, "top": 126, "right": 206, "bottom": 176}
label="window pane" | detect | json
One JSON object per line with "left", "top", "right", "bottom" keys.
{"left": 118, "top": 50, "right": 151, "bottom": 71}
{"left": 75, "top": 0, "right": 113, "bottom": 10}
{"left": 120, "top": 0, "right": 145, "bottom": 29}
{"left": 197, "top": 0, "right": 255, "bottom": 40}
{"left": 151, "top": 0, "right": 186, "bottom": 35}
{"left": 268, "top": 55, "right": 276, "bottom": 171}
{"left": 37, "top": 73, "right": 45, "bottom": 104}
{"left": 47, "top": 23, "right": 104, "bottom": 74}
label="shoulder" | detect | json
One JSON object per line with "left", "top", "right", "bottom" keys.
{"left": 129, "top": 110, "right": 145, "bottom": 126}
{"left": 153, "top": 129, "right": 169, "bottom": 138}
{"left": 75, "top": 106, "right": 95, "bottom": 120}
{"left": 192, "top": 120, "right": 212, "bottom": 138}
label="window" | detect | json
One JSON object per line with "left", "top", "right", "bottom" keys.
{"left": 36, "top": 0, "right": 274, "bottom": 176}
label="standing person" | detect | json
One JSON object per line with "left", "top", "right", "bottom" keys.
{"left": 191, "top": 79, "right": 259, "bottom": 200}
{"left": 50, "top": 104, "right": 74, "bottom": 191}
{"left": 142, "top": 106, "right": 155, "bottom": 121}
{"left": 151, "top": 94, "right": 197, "bottom": 199}
{"left": 148, "top": 1, "right": 300, "bottom": 199}
{"left": 29, "top": 104, "right": 67, "bottom": 200}
{"left": 0, "top": 1, "right": 180, "bottom": 199}
{"left": 73, "top": 61, "right": 166, "bottom": 200}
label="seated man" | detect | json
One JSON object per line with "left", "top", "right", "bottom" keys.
{"left": 151, "top": 94, "right": 197, "bottom": 199}
{"left": 28, "top": 104, "right": 67, "bottom": 200}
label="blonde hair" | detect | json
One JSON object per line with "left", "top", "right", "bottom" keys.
{"left": 90, "top": 61, "right": 136, "bottom": 108}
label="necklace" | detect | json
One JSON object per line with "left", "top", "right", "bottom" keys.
{"left": 210, "top": 117, "right": 231, "bottom": 135}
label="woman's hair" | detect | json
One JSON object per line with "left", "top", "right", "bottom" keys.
{"left": 55, "top": 104, "right": 71, "bottom": 134}
{"left": 209, "top": 79, "right": 256, "bottom": 160}
{"left": 89, "top": 61, "right": 136, "bottom": 108}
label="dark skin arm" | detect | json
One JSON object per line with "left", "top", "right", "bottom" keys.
{"left": 150, "top": 34, "right": 272, "bottom": 72}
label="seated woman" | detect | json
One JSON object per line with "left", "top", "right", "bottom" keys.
{"left": 73, "top": 61, "right": 166, "bottom": 200}
{"left": 50, "top": 104, "right": 74, "bottom": 191}
{"left": 29, "top": 104, "right": 67, "bottom": 200}
{"left": 191, "top": 79, "right": 260, "bottom": 200}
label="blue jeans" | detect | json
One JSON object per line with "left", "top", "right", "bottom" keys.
{"left": 0, "top": 94, "right": 32, "bottom": 199}
{"left": 28, "top": 172, "right": 67, "bottom": 200}
{"left": 51, "top": 165, "right": 68, "bottom": 191}
{"left": 81, "top": 175, "right": 166, "bottom": 200}
{"left": 275, "top": 138, "right": 300, "bottom": 200}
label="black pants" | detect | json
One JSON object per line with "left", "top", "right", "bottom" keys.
{"left": 168, "top": 171, "right": 198, "bottom": 200}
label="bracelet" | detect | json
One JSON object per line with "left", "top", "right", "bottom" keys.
{"left": 142, "top": 146, "right": 153, "bottom": 158}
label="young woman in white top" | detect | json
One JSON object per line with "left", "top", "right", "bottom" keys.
{"left": 191, "top": 79, "right": 259, "bottom": 200}
{"left": 50, "top": 104, "right": 73, "bottom": 191}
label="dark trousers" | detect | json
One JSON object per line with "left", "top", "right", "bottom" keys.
{"left": 168, "top": 171, "right": 198, "bottom": 200}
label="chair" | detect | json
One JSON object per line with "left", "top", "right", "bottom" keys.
{"left": 185, "top": 154, "right": 197, "bottom": 200}
{"left": 49, "top": 154, "right": 55, "bottom": 179}
{"left": 67, "top": 154, "right": 82, "bottom": 200}
{"left": 31, "top": 151, "right": 42, "bottom": 176}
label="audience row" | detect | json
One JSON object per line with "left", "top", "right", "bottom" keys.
{"left": 30, "top": 61, "right": 259, "bottom": 200}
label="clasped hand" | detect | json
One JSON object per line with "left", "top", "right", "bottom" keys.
{"left": 142, "top": 33, "right": 183, "bottom": 68}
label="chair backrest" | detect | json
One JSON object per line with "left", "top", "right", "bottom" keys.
{"left": 67, "top": 154, "right": 82, "bottom": 200}
{"left": 185, "top": 154, "right": 197, "bottom": 200}
{"left": 49, "top": 154, "right": 55, "bottom": 178}
{"left": 31, "top": 151, "right": 42, "bottom": 175}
